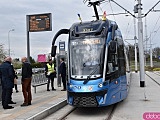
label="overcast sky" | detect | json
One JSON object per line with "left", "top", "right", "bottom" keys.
{"left": 0, "top": 0, "right": 160, "bottom": 60}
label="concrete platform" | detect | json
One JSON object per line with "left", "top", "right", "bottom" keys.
{"left": 0, "top": 78, "right": 67, "bottom": 120}
{"left": 112, "top": 71, "right": 160, "bottom": 120}
{"left": 1, "top": 72, "right": 160, "bottom": 120}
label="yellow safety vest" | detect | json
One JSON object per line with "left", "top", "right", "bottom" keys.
{"left": 47, "top": 63, "right": 55, "bottom": 73}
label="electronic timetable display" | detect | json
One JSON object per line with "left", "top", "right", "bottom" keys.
{"left": 27, "top": 13, "right": 52, "bottom": 32}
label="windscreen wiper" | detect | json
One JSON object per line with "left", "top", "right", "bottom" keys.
{"left": 83, "top": 64, "right": 100, "bottom": 84}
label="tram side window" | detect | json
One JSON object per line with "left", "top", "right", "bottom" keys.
{"left": 107, "top": 54, "right": 118, "bottom": 73}
{"left": 106, "top": 43, "right": 119, "bottom": 80}
{"left": 117, "top": 44, "right": 126, "bottom": 75}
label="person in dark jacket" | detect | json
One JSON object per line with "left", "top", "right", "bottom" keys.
{"left": 59, "top": 58, "right": 66, "bottom": 91}
{"left": 45, "top": 59, "right": 56, "bottom": 91}
{"left": 21, "top": 57, "right": 32, "bottom": 106}
{"left": 0, "top": 57, "right": 15, "bottom": 109}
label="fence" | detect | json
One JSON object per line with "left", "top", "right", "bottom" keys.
{"left": 32, "top": 73, "right": 48, "bottom": 93}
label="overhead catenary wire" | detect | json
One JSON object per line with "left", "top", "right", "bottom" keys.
{"left": 151, "top": 23, "right": 160, "bottom": 41}
{"left": 99, "top": 0, "right": 134, "bottom": 41}
{"left": 99, "top": 0, "right": 109, "bottom": 4}
{"left": 85, "top": 0, "right": 110, "bottom": 20}
{"left": 146, "top": 1, "right": 160, "bottom": 43}
{"left": 144, "top": 0, "right": 160, "bottom": 17}
{"left": 98, "top": 2, "right": 128, "bottom": 16}
{"left": 98, "top": 1, "right": 109, "bottom": 14}
{"left": 109, "top": 2, "right": 116, "bottom": 21}
{"left": 151, "top": 13, "right": 160, "bottom": 33}
{"left": 124, "top": 17, "right": 133, "bottom": 40}
{"left": 98, "top": 1, "right": 110, "bottom": 16}
{"left": 149, "top": 12, "right": 160, "bottom": 41}
{"left": 124, "top": 40, "right": 133, "bottom": 46}
{"left": 109, "top": 0, "right": 135, "bottom": 18}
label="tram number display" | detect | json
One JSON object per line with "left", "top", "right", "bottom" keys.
{"left": 75, "top": 22, "right": 101, "bottom": 34}
{"left": 27, "top": 13, "right": 52, "bottom": 32}
{"left": 83, "top": 28, "right": 93, "bottom": 32}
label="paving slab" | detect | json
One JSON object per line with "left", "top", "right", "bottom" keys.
{"left": 112, "top": 72, "right": 160, "bottom": 120}
{"left": 1, "top": 72, "right": 160, "bottom": 120}
{"left": 0, "top": 78, "right": 67, "bottom": 120}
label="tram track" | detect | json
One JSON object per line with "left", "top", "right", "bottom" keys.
{"left": 145, "top": 71, "right": 160, "bottom": 86}
{"left": 105, "top": 103, "right": 117, "bottom": 120}
{"left": 43, "top": 102, "right": 118, "bottom": 120}
{"left": 152, "top": 71, "right": 160, "bottom": 76}
{"left": 59, "top": 104, "right": 117, "bottom": 120}
{"left": 60, "top": 107, "right": 77, "bottom": 120}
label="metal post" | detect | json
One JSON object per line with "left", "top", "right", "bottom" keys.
{"left": 8, "top": 29, "right": 14, "bottom": 56}
{"left": 137, "top": 0, "right": 145, "bottom": 87}
{"left": 56, "top": 53, "right": 61, "bottom": 87}
{"left": 135, "top": 41, "right": 138, "bottom": 73}
{"left": 144, "top": 17, "right": 148, "bottom": 66}
{"left": 150, "top": 35, "right": 153, "bottom": 67}
{"left": 27, "top": 31, "right": 30, "bottom": 62}
{"left": 26, "top": 15, "right": 30, "bottom": 63}
{"left": 134, "top": 17, "right": 138, "bottom": 73}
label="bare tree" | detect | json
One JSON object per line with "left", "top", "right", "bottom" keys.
{"left": 153, "top": 47, "right": 160, "bottom": 59}
{"left": 0, "top": 44, "right": 6, "bottom": 63}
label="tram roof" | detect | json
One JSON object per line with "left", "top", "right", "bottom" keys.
{"left": 70, "top": 19, "right": 117, "bottom": 34}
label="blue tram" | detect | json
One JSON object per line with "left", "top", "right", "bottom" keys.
{"left": 51, "top": 1, "right": 131, "bottom": 107}
{"left": 51, "top": 19, "right": 131, "bottom": 107}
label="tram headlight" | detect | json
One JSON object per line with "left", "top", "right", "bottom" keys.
{"left": 78, "top": 86, "right": 81, "bottom": 89}
{"left": 69, "top": 84, "right": 73, "bottom": 88}
{"left": 98, "top": 83, "right": 103, "bottom": 88}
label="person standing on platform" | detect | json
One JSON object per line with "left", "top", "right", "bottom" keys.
{"left": 59, "top": 58, "right": 66, "bottom": 91}
{"left": 45, "top": 59, "right": 56, "bottom": 91}
{"left": 0, "top": 57, "right": 15, "bottom": 109}
{"left": 21, "top": 57, "right": 32, "bottom": 107}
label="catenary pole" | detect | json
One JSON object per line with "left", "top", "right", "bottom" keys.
{"left": 134, "top": 17, "right": 138, "bottom": 73}
{"left": 109, "top": 0, "right": 160, "bottom": 87}
{"left": 137, "top": 0, "right": 145, "bottom": 87}
{"left": 144, "top": 17, "right": 148, "bottom": 67}
{"left": 150, "top": 33, "right": 153, "bottom": 67}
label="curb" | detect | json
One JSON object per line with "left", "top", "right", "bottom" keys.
{"left": 26, "top": 99, "right": 67, "bottom": 120}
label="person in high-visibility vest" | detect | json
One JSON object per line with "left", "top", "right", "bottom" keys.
{"left": 45, "top": 59, "right": 56, "bottom": 91}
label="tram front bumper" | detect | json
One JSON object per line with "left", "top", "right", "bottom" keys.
{"left": 67, "top": 90, "right": 108, "bottom": 107}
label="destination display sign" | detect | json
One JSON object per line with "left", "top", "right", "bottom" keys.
{"left": 27, "top": 13, "right": 52, "bottom": 32}
{"left": 75, "top": 21, "right": 103, "bottom": 34}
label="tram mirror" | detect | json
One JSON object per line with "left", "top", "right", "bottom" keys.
{"left": 109, "top": 41, "right": 117, "bottom": 54}
{"left": 51, "top": 46, "right": 57, "bottom": 57}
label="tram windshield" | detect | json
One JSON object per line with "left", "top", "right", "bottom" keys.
{"left": 69, "top": 37, "right": 105, "bottom": 80}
